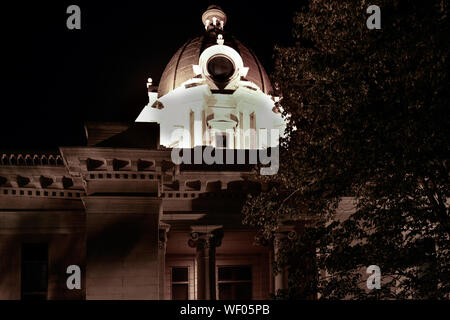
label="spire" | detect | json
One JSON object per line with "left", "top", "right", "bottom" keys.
{"left": 202, "top": 5, "right": 227, "bottom": 31}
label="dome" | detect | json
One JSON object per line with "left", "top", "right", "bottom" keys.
{"left": 157, "top": 34, "right": 274, "bottom": 98}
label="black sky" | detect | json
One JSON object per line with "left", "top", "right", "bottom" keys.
{"left": 0, "top": 1, "right": 302, "bottom": 148}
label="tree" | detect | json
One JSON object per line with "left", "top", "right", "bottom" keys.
{"left": 243, "top": 0, "right": 449, "bottom": 299}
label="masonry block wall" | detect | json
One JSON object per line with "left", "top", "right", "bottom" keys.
{"left": 0, "top": 208, "right": 86, "bottom": 300}
{"left": 84, "top": 197, "right": 162, "bottom": 300}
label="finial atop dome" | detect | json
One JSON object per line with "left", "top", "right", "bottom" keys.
{"left": 202, "top": 5, "right": 227, "bottom": 31}
{"left": 217, "top": 34, "right": 224, "bottom": 45}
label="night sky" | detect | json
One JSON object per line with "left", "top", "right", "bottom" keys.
{"left": 0, "top": 1, "right": 302, "bottom": 149}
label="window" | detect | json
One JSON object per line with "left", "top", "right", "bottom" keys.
{"left": 239, "top": 112, "right": 244, "bottom": 148}
{"left": 218, "top": 266, "right": 252, "bottom": 300}
{"left": 202, "top": 111, "right": 208, "bottom": 145}
{"left": 171, "top": 267, "right": 189, "bottom": 300}
{"left": 215, "top": 133, "right": 227, "bottom": 148}
{"left": 170, "top": 125, "right": 184, "bottom": 148}
{"left": 190, "top": 110, "right": 195, "bottom": 148}
{"left": 207, "top": 56, "right": 235, "bottom": 82}
{"left": 21, "top": 243, "right": 48, "bottom": 300}
{"left": 259, "top": 128, "right": 268, "bottom": 148}
{"left": 249, "top": 113, "right": 256, "bottom": 149}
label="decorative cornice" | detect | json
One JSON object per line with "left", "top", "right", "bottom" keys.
{"left": 0, "top": 173, "right": 82, "bottom": 192}
{"left": 82, "top": 196, "right": 162, "bottom": 214}
{"left": 0, "top": 187, "right": 84, "bottom": 199}
{"left": 1, "top": 153, "right": 64, "bottom": 167}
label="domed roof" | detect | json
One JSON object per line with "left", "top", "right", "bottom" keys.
{"left": 157, "top": 34, "right": 274, "bottom": 98}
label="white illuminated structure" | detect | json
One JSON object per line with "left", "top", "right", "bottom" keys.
{"left": 136, "top": 5, "right": 286, "bottom": 149}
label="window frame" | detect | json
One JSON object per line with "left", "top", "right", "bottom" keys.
{"left": 216, "top": 265, "right": 253, "bottom": 300}
{"left": 21, "top": 243, "right": 48, "bottom": 300}
{"left": 170, "top": 266, "right": 190, "bottom": 300}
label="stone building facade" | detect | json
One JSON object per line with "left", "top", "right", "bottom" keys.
{"left": 0, "top": 5, "right": 292, "bottom": 300}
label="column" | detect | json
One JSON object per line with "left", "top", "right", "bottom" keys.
{"left": 273, "top": 227, "right": 297, "bottom": 294}
{"left": 188, "top": 225, "right": 223, "bottom": 300}
{"left": 158, "top": 223, "right": 170, "bottom": 300}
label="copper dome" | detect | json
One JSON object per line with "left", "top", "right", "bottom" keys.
{"left": 157, "top": 34, "right": 274, "bottom": 98}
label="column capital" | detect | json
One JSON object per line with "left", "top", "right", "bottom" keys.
{"left": 159, "top": 223, "right": 171, "bottom": 250}
{"left": 188, "top": 225, "right": 223, "bottom": 300}
{"left": 188, "top": 225, "right": 223, "bottom": 250}
{"left": 274, "top": 225, "right": 297, "bottom": 247}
